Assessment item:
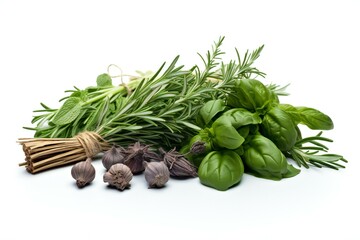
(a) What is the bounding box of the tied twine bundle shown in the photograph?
[18,132,111,173]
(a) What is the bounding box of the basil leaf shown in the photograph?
[284,164,302,178]
[213,124,245,149]
[199,99,226,126]
[279,104,301,123]
[198,150,244,191]
[227,79,271,114]
[51,97,82,126]
[243,134,300,180]
[96,73,113,87]
[279,104,334,130]
[237,126,250,139]
[221,108,262,128]
[261,106,298,151]
[296,107,334,130]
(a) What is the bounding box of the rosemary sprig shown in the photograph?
[236,44,266,79]
[98,38,230,147]
[26,37,263,149]
[286,131,347,170]
[267,83,290,96]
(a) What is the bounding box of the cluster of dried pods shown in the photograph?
[71,142,198,190]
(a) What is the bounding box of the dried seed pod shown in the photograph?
[71,158,96,188]
[144,161,170,188]
[160,148,198,178]
[124,142,160,174]
[103,163,133,190]
[102,145,125,170]
[190,141,207,155]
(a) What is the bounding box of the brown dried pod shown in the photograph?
[71,158,96,188]
[102,145,125,170]
[190,141,206,155]
[103,163,133,190]
[124,142,160,174]
[160,148,198,178]
[144,161,170,188]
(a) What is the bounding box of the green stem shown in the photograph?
[82,79,141,106]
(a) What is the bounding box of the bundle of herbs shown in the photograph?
[18,37,346,191]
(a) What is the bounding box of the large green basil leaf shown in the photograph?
[227,79,272,114]
[52,97,82,126]
[213,124,245,149]
[296,107,334,130]
[198,150,244,191]
[211,109,261,150]
[198,99,226,127]
[278,104,301,123]
[279,104,333,130]
[261,106,298,151]
[243,134,300,180]
[220,108,262,128]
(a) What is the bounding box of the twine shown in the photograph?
[75,131,104,158]
[107,64,132,96]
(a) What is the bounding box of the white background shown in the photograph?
[1,0,359,239]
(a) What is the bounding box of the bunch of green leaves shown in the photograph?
[183,66,346,190]
[26,37,264,149]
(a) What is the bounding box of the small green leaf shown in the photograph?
[296,107,334,130]
[307,154,344,162]
[199,99,226,126]
[178,121,202,131]
[123,125,143,130]
[227,79,271,114]
[221,108,262,128]
[51,97,82,125]
[237,126,250,139]
[279,104,301,123]
[96,73,113,87]
[69,90,88,101]
[283,164,301,178]
[260,106,298,151]
[198,150,244,191]
[213,124,245,149]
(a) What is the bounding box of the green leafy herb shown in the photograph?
[243,134,300,180]
[287,132,347,169]
[20,36,346,192]
[96,73,113,87]
[197,99,226,127]
[295,107,334,130]
[227,78,272,114]
[260,106,298,151]
[52,97,82,126]
[213,124,245,149]
[198,150,244,191]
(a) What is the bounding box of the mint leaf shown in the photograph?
[52,97,82,125]
[96,73,113,87]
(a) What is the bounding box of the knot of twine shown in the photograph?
[75,131,108,158]
[107,64,132,96]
